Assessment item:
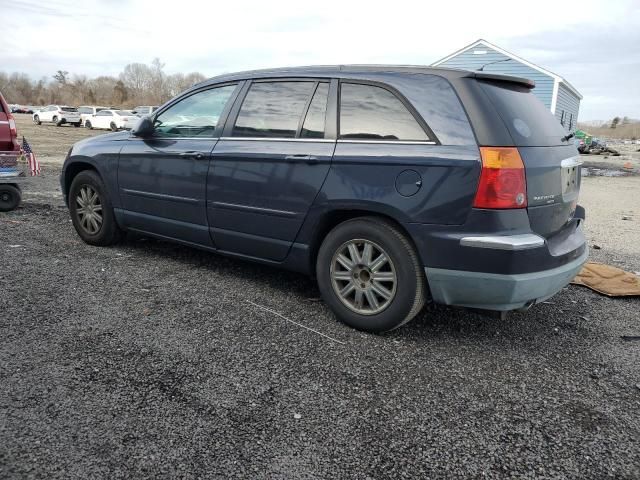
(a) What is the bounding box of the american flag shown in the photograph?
[22,136,40,176]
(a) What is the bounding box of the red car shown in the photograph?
[0,91,20,152]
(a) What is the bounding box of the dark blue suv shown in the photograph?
[61,66,587,332]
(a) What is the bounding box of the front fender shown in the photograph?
[61,134,127,207]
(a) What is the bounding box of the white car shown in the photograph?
[85,109,139,131]
[78,106,108,127]
[131,106,159,116]
[32,105,81,127]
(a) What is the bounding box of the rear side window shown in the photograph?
[339,83,428,141]
[61,107,77,112]
[301,83,329,139]
[233,81,315,138]
[478,81,567,146]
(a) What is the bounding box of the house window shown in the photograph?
[560,110,565,126]
[569,113,573,131]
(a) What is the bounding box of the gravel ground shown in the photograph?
[1,163,640,479]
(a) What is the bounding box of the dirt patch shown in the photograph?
[14,113,107,158]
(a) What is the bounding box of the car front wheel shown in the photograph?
[33,115,41,125]
[316,217,426,333]
[110,122,118,131]
[69,170,122,246]
[85,121,93,129]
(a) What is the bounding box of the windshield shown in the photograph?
[115,110,132,116]
[478,80,568,147]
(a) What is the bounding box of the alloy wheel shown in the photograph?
[75,185,103,234]
[330,239,397,315]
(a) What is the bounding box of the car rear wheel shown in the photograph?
[73,122,81,128]
[85,120,93,129]
[0,184,21,212]
[316,217,426,333]
[69,170,122,246]
[52,116,60,126]
[33,115,41,125]
[110,122,118,131]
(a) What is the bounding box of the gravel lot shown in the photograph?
[1,117,639,479]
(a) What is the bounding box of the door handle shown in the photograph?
[284,154,319,164]
[180,151,206,160]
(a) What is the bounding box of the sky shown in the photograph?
[1,0,638,121]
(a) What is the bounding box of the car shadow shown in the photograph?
[117,234,586,345]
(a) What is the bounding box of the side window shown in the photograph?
[154,85,237,137]
[233,81,315,138]
[339,83,428,141]
[560,110,565,126]
[301,83,329,139]
[97,111,110,116]
[569,113,573,131]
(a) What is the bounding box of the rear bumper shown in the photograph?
[425,238,588,311]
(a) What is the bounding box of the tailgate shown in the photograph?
[475,80,581,238]
[519,145,581,237]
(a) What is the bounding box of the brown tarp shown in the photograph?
[572,262,640,297]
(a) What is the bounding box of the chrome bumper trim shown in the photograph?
[460,233,545,250]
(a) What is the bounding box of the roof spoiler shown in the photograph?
[467,71,535,89]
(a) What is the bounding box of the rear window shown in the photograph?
[478,81,567,146]
[233,81,316,138]
[61,107,78,112]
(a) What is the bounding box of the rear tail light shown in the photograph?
[7,113,19,151]
[7,113,17,137]
[473,147,527,209]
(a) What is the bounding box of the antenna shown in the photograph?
[478,58,513,71]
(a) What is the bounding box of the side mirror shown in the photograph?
[131,116,154,137]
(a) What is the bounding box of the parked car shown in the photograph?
[78,106,108,127]
[84,109,138,131]
[33,105,81,127]
[60,66,587,332]
[0,92,20,152]
[131,106,158,116]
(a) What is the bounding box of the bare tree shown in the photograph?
[53,70,69,85]
[0,59,209,107]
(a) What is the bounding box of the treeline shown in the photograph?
[0,58,206,108]
[578,117,640,140]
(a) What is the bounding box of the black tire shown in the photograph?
[73,122,81,128]
[0,184,21,212]
[52,116,60,126]
[69,170,122,246]
[316,217,426,333]
[33,115,41,125]
[85,120,93,129]
[110,122,118,132]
